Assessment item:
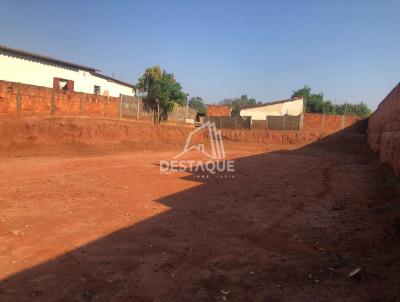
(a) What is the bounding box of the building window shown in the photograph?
[94,85,101,95]
[53,77,74,91]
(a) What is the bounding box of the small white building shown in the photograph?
[0,44,135,97]
[240,97,304,120]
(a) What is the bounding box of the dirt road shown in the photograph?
[0,135,399,301]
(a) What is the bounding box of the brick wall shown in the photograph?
[0,80,365,135]
[368,83,400,175]
[303,113,362,132]
[0,80,195,124]
[207,105,232,116]
[0,80,119,118]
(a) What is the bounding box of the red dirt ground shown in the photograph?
[0,118,399,301]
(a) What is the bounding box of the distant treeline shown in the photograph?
[292,86,371,117]
[188,86,372,117]
[219,95,262,116]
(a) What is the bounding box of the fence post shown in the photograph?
[265,115,268,130]
[299,113,304,130]
[51,90,56,115]
[79,94,84,116]
[321,114,325,131]
[219,116,222,129]
[249,117,252,130]
[105,96,109,117]
[234,116,237,130]
[282,115,285,130]
[119,95,122,119]
[185,103,189,127]
[16,86,22,115]
[136,98,140,121]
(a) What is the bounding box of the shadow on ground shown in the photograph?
[1,126,399,302]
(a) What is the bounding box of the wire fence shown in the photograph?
[120,95,196,124]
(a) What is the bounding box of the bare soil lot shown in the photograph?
[0,120,399,301]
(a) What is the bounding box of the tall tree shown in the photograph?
[292,85,371,117]
[136,66,186,124]
[219,94,260,116]
[292,86,324,113]
[292,85,311,100]
[188,96,207,114]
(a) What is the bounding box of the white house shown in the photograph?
[0,44,135,97]
[240,97,304,120]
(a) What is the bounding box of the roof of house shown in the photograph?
[0,44,136,89]
[0,44,98,72]
[94,72,135,89]
[241,97,303,110]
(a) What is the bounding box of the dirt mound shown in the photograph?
[0,117,356,150]
[0,117,195,147]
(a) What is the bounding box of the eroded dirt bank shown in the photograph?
[0,118,399,301]
[0,116,345,148]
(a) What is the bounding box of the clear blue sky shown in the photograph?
[1,0,399,109]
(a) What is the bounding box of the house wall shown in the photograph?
[240,98,304,120]
[0,53,134,97]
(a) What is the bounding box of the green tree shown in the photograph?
[188,96,207,114]
[136,66,186,124]
[292,86,325,113]
[219,94,260,116]
[322,100,334,114]
[292,85,371,117]
[349,102,371,117]
[292,85,311,100]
